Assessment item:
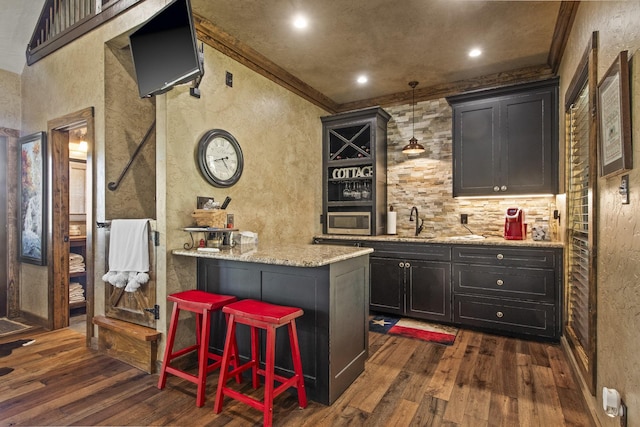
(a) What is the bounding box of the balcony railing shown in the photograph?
[26,0,144,66]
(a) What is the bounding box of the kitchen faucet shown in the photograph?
[409,206,424,236]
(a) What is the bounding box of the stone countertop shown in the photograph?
[172,243,374,268]
[313,234,564,248]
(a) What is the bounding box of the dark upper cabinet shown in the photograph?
[448,78,559,197]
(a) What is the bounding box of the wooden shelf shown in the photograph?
[69,236,87,314]
[69,301,86,309]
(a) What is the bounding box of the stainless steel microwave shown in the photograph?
[326,211,371,235]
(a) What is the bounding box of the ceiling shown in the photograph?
[0,0,45,74]
[2,0,568,110]
[190,0,567,110]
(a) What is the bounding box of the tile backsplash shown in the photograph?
[384,99,557,239]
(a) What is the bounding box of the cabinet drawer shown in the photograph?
[453,294,557,339]
[452,246,558,268]
[452,264,556,302]
[369,242,451,261]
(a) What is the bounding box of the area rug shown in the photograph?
[0,318,30,336]
[369,315,458,346]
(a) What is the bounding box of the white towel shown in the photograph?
[108,219,149,272]
[102,219,150,292]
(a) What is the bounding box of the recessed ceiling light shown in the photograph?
[357,75,368,84]
[293,14,308,29]
[469,48,482,58]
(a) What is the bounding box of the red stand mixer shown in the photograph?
[504,208,526,240]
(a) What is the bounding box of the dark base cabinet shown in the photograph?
[197,255,370,405]
[370,257,451,322]
[452,245,562,340]
[453,295,556,339]
[363,242,452,322]
[314,237,563,341]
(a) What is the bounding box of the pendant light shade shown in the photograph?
[402,81,425,154]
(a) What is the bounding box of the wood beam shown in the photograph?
[548,1,581,74]
[337,65,555,112]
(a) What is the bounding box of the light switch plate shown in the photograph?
[620,174,630,204]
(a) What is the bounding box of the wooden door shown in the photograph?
[452,99,499,196]
[500,87,557,194]
[406,260,451,322]
[369,257,403,315]
[104,224,157,328]
[48,107,95,345]
[0,133,7,317]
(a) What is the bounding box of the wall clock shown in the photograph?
[196,129,244,187]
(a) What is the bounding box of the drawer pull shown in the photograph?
[399,262,405,268]
[500,185,507,191]
[493,186,500,192]
[496,279,504,286]
[496,311,504,318]
[496,253,504,260]
[405,262,411,268]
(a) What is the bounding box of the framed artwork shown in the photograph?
[19,132,47,265]
[598,50,633,177]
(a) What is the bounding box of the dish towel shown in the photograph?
[102,219,150,292]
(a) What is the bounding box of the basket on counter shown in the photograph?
[191,209,227,228]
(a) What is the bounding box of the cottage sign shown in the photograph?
[331,165,373,180]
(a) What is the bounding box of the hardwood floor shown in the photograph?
[0,326,594,426]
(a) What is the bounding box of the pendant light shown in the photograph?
[402,81,425,154]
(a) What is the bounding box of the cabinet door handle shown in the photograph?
[500,185,507,191]
[496,311,504,318]
[405,262,410,268]
[496,279,504,286]
[399,262,405,268]
[496,253,504,260]
[493,186,500,192]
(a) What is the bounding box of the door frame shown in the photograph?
[47,107,94,346]
[1,128,20,319]
[1,128,19,318]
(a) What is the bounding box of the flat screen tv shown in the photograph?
[129,0,203,98]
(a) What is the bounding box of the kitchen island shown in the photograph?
[172,243,373,405]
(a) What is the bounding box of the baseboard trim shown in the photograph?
[560,336,602,426]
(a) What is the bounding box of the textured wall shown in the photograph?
[156,43,327,355]
[18,0,172,323]
[558,2,640,426]
[0,69,21,130]
[104,41,156,220]
[385,99,557,239]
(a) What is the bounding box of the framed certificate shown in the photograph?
[598,51,632,177]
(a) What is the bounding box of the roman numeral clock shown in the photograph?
[196,129,244,187]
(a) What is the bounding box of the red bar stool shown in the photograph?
[213,299,307,427]
[157,289,240,407]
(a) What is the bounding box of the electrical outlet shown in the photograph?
[225,71,233,87]
[620,400,627,427]
[460,214,468,224]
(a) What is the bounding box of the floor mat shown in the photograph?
[369,315,458,346]
[0,318,30,336]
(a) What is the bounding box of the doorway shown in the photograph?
[47,107,94,346]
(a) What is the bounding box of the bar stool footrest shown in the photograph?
[167,343,199,360]
[222,388,266,412]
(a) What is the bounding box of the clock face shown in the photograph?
[197,130,244,187]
